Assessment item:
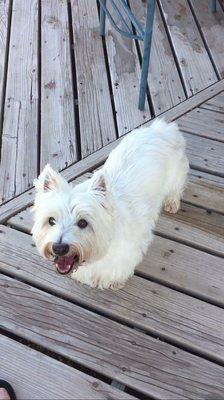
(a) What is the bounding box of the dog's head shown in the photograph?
[32,165,114,275]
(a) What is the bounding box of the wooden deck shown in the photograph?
[0,0,224,398]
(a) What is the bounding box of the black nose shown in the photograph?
[52,243,69,256]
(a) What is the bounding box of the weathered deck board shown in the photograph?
[0,0,10,121]
[189,0,224,79]
[105,3,151,136]
[158,0,217,96]
[1,225,224,365]
[0,0,38,203]
[1,274,224,399]
[138,235,224,306]
[184,180,224,213]
[189,168,224,188]
[41,0,78,170]
[70,0,116,157]
[200,92,224,113]
[185,132,224,176]
[155,212,224,257]
[1,335,134,400]
[174,203,224,236]
[129,1,186,114]
[179,107,224,142]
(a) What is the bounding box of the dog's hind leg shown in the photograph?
[163,193,181,214]
[163,155,189,214]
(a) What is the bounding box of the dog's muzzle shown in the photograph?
[54,254,79,275]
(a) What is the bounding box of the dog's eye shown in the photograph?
[48,217,56,226]
[77,219,88,229]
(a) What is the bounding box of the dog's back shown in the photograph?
[103,119,189,202]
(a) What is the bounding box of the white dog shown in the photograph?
[32,119,189,290]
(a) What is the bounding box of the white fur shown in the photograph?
[32,119,189,290]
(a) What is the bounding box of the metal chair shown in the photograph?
[98,0,155,110]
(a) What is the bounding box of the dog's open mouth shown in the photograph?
[54,254,79,275]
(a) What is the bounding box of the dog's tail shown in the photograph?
[150,118,186,150]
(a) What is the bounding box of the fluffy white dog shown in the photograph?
[32,119,189,290]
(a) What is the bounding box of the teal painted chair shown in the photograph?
[98,1,218,109]
[98,0,155,111]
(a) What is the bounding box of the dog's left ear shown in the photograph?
[91,172,106,193]
[34,164,70,193]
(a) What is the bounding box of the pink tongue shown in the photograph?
[55,255,74,274]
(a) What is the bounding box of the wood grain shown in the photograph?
[138,235,224,306]
[200,92,224,114]
[189,168,224,188]
[1,225,224,365]
[70,0,116,157]
[105,2,151,135]
[158,0,217,96]
[41,0,78,170]
[155,211,224,257]
[189,0,224,79]
[184,180,224,213]
[0,0,38,202]
[1,273,224,398]
[179,107,224,142]
[1,80,224,223]
[129,0,186,114]
[0,0,10,121]
[158,79,224,121]
[162,201,224,236]
[1,335,134,400]
[185,132,224,176]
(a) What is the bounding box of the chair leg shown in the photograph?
[138,0,155,110]
[211,0,217,12]
[99,0,106,36]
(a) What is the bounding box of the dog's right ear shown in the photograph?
[34,164,70,193]
[91,172,106,193]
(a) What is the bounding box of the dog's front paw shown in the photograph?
[71,268,96,288]
[108,281,126,291]
[71,268,127,290]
